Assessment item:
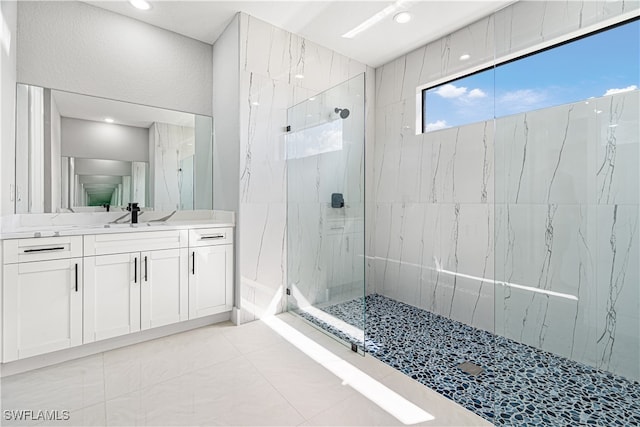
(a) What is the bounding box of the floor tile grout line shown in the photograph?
[243,351,312,423]
[101,329,241,403]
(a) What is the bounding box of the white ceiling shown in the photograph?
[52,89,196,128]
[85,1,513,68]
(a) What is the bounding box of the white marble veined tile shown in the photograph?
[494,203,596,360]
[495,100,592,204]
[374,101,422,203]
[424,121,494,204]
[240,14,366,92]
[372,104,397,203]
[434,16,495,82]
[595,204,639,381]
[595,90,639,205]
[239,71,289,204]
[240,14,298,83]
[416,204,442,311]
[494,1,635,60]
[287,203,325,306]
[398,47,424,103]
[373,202,495,332]
[239,202,287,318]
[376,56,406,109]
[438,203,494,330]
[389,203,426,306]
[376,13,494,109]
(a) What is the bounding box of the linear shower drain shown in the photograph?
[457,361,484,376]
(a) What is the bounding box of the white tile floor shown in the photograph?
[0,313,491,426]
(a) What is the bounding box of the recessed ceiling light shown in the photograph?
[459,53,471,61]
[294,74,304,79]
[251,101,260,106]
[104,118,114,123]
[393,11,411,24]
[129,0,151,11]
[308,97,316,101]
[342,0,412,38]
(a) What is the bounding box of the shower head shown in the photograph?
[334,107,350,119]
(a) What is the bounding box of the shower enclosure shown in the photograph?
[286,74,366,350]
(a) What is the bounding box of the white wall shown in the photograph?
[61,118,149,162]
[0,0,17,218]
[212,15,240,213]
[194,115,213,209]
[74,158,132,176]
[16,1,212,116]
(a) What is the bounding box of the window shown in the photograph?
[422,18,639,133]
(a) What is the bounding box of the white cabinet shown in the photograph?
[83,231,189,343]
[188,228,234,319]
[141,249,188,329]
[2,237,83,362]
[1,225,234,361]
[83,253,140,342]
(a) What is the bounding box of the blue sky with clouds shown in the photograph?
[424,19,640,132]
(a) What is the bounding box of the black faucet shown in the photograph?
[102,203,110,212]
[126,202,141,224]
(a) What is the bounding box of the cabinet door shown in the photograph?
[189,245,233,319]
[141,248,188,330]
[3,258,82,362]
[84,253,140,343]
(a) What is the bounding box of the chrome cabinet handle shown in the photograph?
[200,235,224,240]
[144,256,148,282]
[134,257,137,283]
[192,252,195,275]
[75,263,78,292]
[23,246,65,253]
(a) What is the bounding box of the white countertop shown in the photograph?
[0,210,236,240]
[0,220,235,240]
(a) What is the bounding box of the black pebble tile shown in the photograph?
[294,294,640,427]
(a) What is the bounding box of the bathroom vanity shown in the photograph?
[0,213,234,364]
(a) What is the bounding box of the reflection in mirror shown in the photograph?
[15,84,213,213]
[61,157,147,209]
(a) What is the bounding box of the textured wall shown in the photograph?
[16,1,213,116]
[373,0,639,380]
[236,13,375,322]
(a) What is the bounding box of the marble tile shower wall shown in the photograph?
[236,14,375,323]
[494,90,639,382]
[373,0,639,381]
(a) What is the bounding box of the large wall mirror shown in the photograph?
[15,84,213,213]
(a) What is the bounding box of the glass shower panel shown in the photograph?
[494,19,640,382]
[286,74,365,351]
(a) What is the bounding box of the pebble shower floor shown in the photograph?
[296,294,640,426]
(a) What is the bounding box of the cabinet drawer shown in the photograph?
[84,230,188,256]
[3,236,83,264]
[189,227,233,247]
